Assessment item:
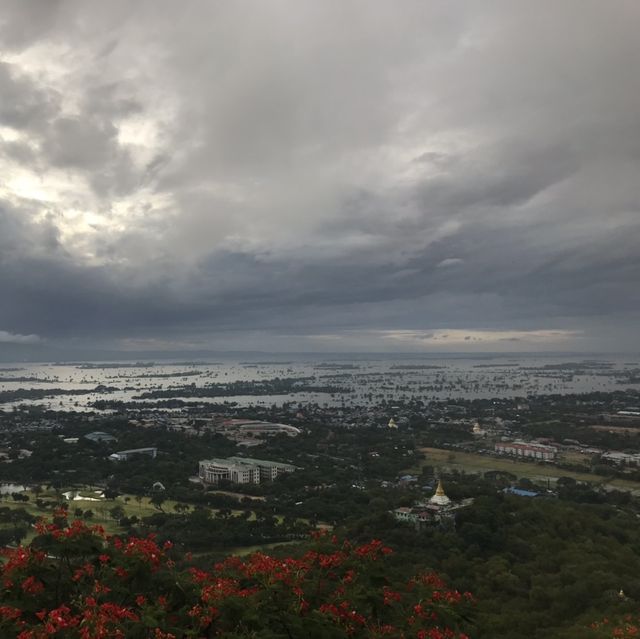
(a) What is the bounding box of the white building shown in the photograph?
[602,451,640,465]
[230,456,296,480]
[109,447,157,461]
[494,440,557,461]
[199,457,295,485]
[198,458,260,484]
[221,420,301,438]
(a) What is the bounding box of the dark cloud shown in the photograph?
[0,1,638,353]
[0,0,63,51]
[42,117,119,169]
[0,62,57,129]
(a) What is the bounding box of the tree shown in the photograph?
[150,493,166,512]
[0,515,474,638]
[109,505,126,521]
[103,487,120,500]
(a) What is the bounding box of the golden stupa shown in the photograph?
[429,479,452,506]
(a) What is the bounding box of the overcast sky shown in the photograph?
[0,1,638,355]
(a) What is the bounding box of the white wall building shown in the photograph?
[494,440,557,460]
[199,457,295,485]
[109,447,157,461]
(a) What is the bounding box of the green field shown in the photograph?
[0,488,314,552]
[415,447,640,495]
[229,540,300,556]
[0,489,189,543]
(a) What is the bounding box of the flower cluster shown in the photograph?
[0,516,474,638]
[590,615,640,638]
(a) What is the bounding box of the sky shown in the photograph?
[0,0,639,356]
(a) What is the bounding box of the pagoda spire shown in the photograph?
[429,477,451,506]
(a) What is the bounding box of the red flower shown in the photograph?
[21,576,44,595]
[0,516,473,639]
[0,605,22,620]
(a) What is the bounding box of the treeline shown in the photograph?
[131,507,310,553]
[134,376,352,399]
[0,387,101,403]
[342,477,640,639]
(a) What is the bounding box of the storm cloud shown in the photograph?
[0,1,638,353]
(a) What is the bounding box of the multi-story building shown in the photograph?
[494,440,557,460]
[602,451,640,465]
[198,458,260,484]
[227,456,295,480]
[198,457,295,485]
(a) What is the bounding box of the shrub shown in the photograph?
[0,511,473,638]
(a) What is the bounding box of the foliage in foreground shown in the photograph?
[0,510,473,638]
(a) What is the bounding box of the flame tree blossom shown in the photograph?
[0,514,474,638]
[588,615,640,639]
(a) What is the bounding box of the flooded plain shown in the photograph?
[0,355,638,412]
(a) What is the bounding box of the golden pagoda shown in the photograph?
[429,479,452,506]
[472,422,486,437]
[388,417,398,429]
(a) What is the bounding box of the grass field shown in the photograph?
[414,447,640,495]
[0,488,313,552]
[561,449,594,465]
[0,489,190,543]
[208,490,266,502]
[229,540,300,556]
